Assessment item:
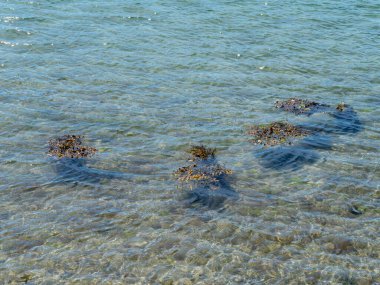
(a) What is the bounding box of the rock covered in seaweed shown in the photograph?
[174,145,232,189]
[247,121,310,146]
[174,163,232,184]
[275,98,329,115]
[48,135,97,159]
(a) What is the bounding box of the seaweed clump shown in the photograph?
[174,163,232,184]
[48,135,97,159]
[247,122,309,146]
[188,145,215,160]
[275,98,328,115]
[174,145,232,189]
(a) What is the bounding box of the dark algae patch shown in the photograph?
[275,98,329,115]
[48,135,97,159]
[247,121,310,146]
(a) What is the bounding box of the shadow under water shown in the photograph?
[256,134,333,171]
[298,134,334,150]
[50,158,130,184]
[302,106,363,135]
[257,145,320,171]
[327,106,363,134]
[183,173,238,210]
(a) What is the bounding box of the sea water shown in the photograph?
[0,0,379,284]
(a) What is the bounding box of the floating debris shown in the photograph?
[247,121,310,146]
[336,102,348,112]
[188,145,215,160]
[48,135,97,159]
[275,98,329,115]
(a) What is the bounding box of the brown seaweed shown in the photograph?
[188,145,216,160]
[174,163,232,184]
[48,135,97,159]
[275,98,329,115]
[247,121,310,146]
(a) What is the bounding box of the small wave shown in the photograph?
[0,40,31,47]
[1,28,32,37]
[1,16,20,23]
[0,40,18,47]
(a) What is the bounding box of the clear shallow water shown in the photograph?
[0,0,379,284]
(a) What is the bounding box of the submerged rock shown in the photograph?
[48,135,97,159]
[275,98,329,115]
[247,121,310,146]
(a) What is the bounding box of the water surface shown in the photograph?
[1,0,379,284]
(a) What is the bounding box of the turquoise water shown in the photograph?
[1,0,379,284]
